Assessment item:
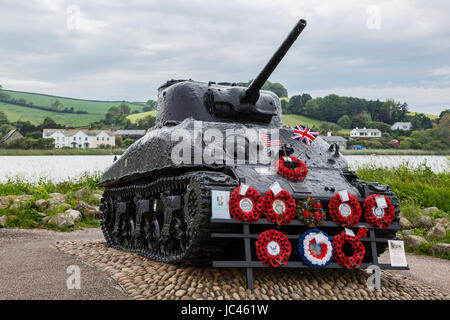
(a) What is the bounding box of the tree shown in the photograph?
[337,115,352,129]
[237,80,288,98]
[118,103,131,115]
[287,93,312,114]
[351,111,372,128]
[0,111,9,125]
[41,117,58,128]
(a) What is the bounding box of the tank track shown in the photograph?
[100,171,238,265]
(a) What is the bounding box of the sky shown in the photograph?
[0,0,449,115]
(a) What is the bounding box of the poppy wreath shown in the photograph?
[363,194,395,229]
[276,156,308,181]
[260,190,296,226]
[297,198,326,227]
[255,229,292,267]
[332,227,368,269]
[298,229,333,268]
[328,193,362,227]
[229,186,261,222]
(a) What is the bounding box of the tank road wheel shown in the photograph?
[183,180,202,244]
[99,171,238,265]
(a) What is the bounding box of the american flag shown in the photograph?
[260,131,282,147]
[291,124,319,146]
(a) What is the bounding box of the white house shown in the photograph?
[350,127,382,138]
[391,122,412,131]
[43,129,115,148]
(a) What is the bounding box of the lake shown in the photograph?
[0,155,448,183]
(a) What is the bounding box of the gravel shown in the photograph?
[56,240,449,300]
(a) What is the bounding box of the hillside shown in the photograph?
[127,110,157,123]
[0,101,103,126]
[281,114,335,128]
[2,89,143,114]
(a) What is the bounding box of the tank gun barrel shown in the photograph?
[242,19,307,105]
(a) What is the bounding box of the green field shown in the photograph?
[281,114,335,128]
[407,111,439,120]
[0,102,103,126]
[127,110,157,123]
[2,89,143,114]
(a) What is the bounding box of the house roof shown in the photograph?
[43,128,113,137]
[0,129,22,143]
[351,128,381,133]
[322,135,347,142]
[114,130,146,135]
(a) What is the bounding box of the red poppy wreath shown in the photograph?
[276,156,308,181]
[255,229,292,267]
[332,227,368,269]
[260,189,296,226]
[229,186,261,222]
[328,193,362,227]
[363,194,395,229]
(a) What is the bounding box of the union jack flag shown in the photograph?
[291,124,319,146]
[260,131,282,147]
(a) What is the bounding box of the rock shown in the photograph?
[420,207,439,215]
[426,224,446,240]
[48,193,68,206]
[47,203,72,212]
[404,235,427,250]
[47,213,75,228]
[0,215,8,227]
[0,196,10,209]
[9,200,23,209]
[34,199,48,210]
[402,230,413,236]
[430,243,450,255]
[399,217,412,229]
[175,289,186,297]
[89,193,102,204]
[37,212,47,218]
[434,218,450,229]
[64,209,82,222]
[413,216,433,229]
[74,187,91,199]
[75,201,100,219]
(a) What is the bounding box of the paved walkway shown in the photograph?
[0,227,448,299]
[0,228,128,300]
[380,251,450,295]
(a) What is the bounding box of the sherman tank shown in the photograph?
[99,19,400,266]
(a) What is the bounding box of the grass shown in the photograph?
[0,101,104,126]
[281,114,336,129]
[0,148,125,156]
[357,164,449,259]
[2,89,143,114]
[407,111,439,120]
[357,164,449,212]
[127,110,157,123]
[0,174,103,231]
[342,149,450,155]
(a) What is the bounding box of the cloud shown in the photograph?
[0,0,449,114]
